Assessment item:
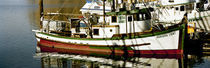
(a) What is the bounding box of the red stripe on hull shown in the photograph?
[133,50,183,55]
[38,39,183,58]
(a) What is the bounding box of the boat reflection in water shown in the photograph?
[35,43,187,68]
[35,53,183,68]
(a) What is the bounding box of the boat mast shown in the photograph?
[39,0,44,30]
[112,0,115,11]
[39,0,44,17]
[39,0,44,31]
[103,0,106,25]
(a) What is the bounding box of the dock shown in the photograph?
[202,33,210,54]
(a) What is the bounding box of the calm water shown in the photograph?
[0,0,210,68]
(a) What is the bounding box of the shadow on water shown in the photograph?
[183,34,210,68]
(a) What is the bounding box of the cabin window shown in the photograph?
[196,3,200,8]
[139,14,142,20]
[134,14,140,21]
[110,29,112,32]
[112,16,117,23]
[205,0,208,4]
[118,15,126,23]
[169,0,174,2]
[71,19,80,28]
[141,14,145,20]
[93,29,99,35]
[175,7,179,10]
[196,3,204,9]
[180,6,185,11]
[145,13,151,20]
[139,13,151,20]
[128,16,132,22]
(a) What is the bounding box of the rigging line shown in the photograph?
[141,1,162,31]
[47,0,66,21]
[197,0,208,12]
[154,1,177,29]
[193,0,209,32]
[45,0,68,34]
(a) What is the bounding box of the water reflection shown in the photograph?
[35,43,210,68]
[35,53,182,68]
[31,0,210,68]
[35,44,184,68]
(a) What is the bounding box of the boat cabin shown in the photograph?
[77,0,153,38]
[152,0,210,23]
[41,0,154,39]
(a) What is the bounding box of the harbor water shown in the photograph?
[0,0,210,68]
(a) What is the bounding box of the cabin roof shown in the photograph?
[105,8,154,16]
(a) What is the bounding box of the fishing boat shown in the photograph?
[34,0,187,56]
[152,0,210,32]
